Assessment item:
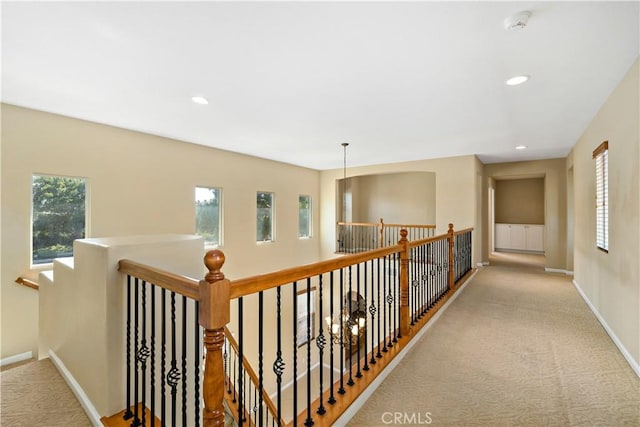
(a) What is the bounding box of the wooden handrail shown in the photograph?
[223,326,283,426]
[118,259,200,300]
[453,227,474,236]
[15,276,39,290]
[229,244,403,299]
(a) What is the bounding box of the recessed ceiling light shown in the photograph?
[506,75,529,86]
[191,96,209,105]
[515,145,527,150]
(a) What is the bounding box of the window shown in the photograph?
[297,288,316,346]
[298,195,312,238]
[32,174,87,265]
[593,141,608,252]
[195,187,222,247]
[256,192,274,242]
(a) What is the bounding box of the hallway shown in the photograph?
[348,255,639,426]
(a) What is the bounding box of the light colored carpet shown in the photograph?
[348,254,640,426]
[1,358,91,426]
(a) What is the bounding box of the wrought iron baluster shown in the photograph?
[161,288,167,427]
[316,275,326,415]
[292,282,299,419]
[338,271,345,394]
[194,300,200,427]
[304,278,313,427]
[168,292,180,427]
[151,285,156,426]
[133,277,141,427]
[369,259,377,365]
[362,262,369,372]
[181,295,187,426]
[258,291,264,426]
[139,281,149,427]
[328,272,336,405]
[124,275,133,420]
[347,265,354,387]
[356,263,363,377]
[274,286,284,422]
[376,258,382,359]
[238,297,244,427]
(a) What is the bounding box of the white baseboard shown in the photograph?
[545,267,574,276]
[335,269,478,425]
[477,262,489,267]
[572,280,640,378]
[0,351,33,367]
[49,350,103,426]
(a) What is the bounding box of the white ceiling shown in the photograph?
[2,1,638,170]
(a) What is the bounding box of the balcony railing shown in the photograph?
[336,218,435,253]
[118,224,473,426]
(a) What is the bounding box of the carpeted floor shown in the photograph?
[348,253,640,426]
[2,253,638,426]
[0,358,91,426]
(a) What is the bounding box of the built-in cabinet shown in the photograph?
[495,223,544,252]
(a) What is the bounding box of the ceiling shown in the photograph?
[2,2,638,170]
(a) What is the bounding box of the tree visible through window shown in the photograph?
[257,192,274,242]
[195,187,222,246]
[299,195,312,238]
[32,174,86,264]
[593,141,608,252]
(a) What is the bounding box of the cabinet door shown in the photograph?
[525,225,544,251]
[495,224,510,249]
[510,225,526,250]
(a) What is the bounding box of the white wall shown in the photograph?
[1,104,321,359]
[569,58,640,368]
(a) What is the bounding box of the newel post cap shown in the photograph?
[204,249,225,283]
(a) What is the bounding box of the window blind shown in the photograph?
[593,141,608,251]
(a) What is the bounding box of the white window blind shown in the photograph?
[593,141,608,252]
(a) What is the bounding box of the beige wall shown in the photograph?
[495,178,545,225]
[570,58,639,366]
[483,159,567,269]
[340,172,436,224]
[320,155,482,264]
[1,104,321,359]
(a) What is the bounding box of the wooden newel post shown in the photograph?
[447,224,455,291]
[398,229,410,336]
[378,218,384,249]
[199,250,230,426]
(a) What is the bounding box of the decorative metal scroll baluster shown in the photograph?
[376,258,382,359]
[168,292,180,427]
[386,255,393,350]
[316,274,326,415]
[347,265,354,387]
[274,286,284,422]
